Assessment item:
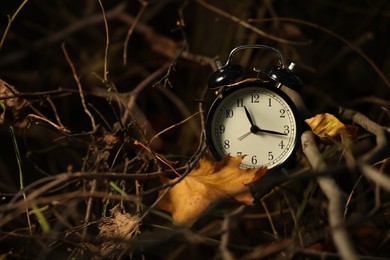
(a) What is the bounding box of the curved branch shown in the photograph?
[360,163,390,193]
[339,107,389,164]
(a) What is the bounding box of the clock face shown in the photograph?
[206,82,300,169]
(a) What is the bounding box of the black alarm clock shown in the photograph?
[205,44,302,169]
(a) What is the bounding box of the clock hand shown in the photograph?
[238,131,252,141]
[244,106,256,128]
[257,129,288,136]
[244,106,261,134]
[238,128,287,141]
[239,106,287,140]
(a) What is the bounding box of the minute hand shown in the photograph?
[253,126,288,136]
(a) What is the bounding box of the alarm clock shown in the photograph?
[205,44,302,169]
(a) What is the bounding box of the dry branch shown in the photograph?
[194,0,310,45]
[339,107,389,164]
[360,164,390,193]
[301,130,358,260]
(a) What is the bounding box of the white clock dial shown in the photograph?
[207,84,299,169]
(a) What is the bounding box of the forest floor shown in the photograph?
[1,1,390,259]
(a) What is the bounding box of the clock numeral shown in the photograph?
[268,151,274,161]
[279,140,285,149]
[225,109,233,118]
[284,125,290,134]
[223,140,230,149]
[219,125,225,134]
[251,94,259,103]
[280,109,286,118]
[268,98,272,107]
[251,155,257,165]
[236,98,244,107]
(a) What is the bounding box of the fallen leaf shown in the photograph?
[97,206,141,257]
[305,113,358,144]
[0,79,28,126]
[156,155,267,226]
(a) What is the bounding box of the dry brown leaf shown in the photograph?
[156,155,267,226]
[305,113,358,144]
[0,79,28,126]
[97,206,141,257]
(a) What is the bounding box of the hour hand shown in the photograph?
[244,106,260,134]
[244,106,256,127]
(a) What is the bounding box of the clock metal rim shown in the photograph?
[205,79,302,170]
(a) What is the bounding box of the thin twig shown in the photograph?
[46,96,66,129]
[152,20,188,89]
[149,111,200,145]
[0,87,77,101]
[0,0,30,50]
[123,0,148,65]
[0,3,127,67]
[139,137,207,196]
[248,17,390,89]
[97,0,110,82]
[280,190,304,247]
[260,200,279,239]
[344,174,364,218]
[194,0,310,46]
[61,43,97,130]
[28,114,70,134]
[134,140,181,177]
[120,63,170,125]
[0,190,141,228]
[117,12,216,68]
[82,179,97,240]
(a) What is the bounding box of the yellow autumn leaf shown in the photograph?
[156,155,267,226]
[305,113,358,143]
